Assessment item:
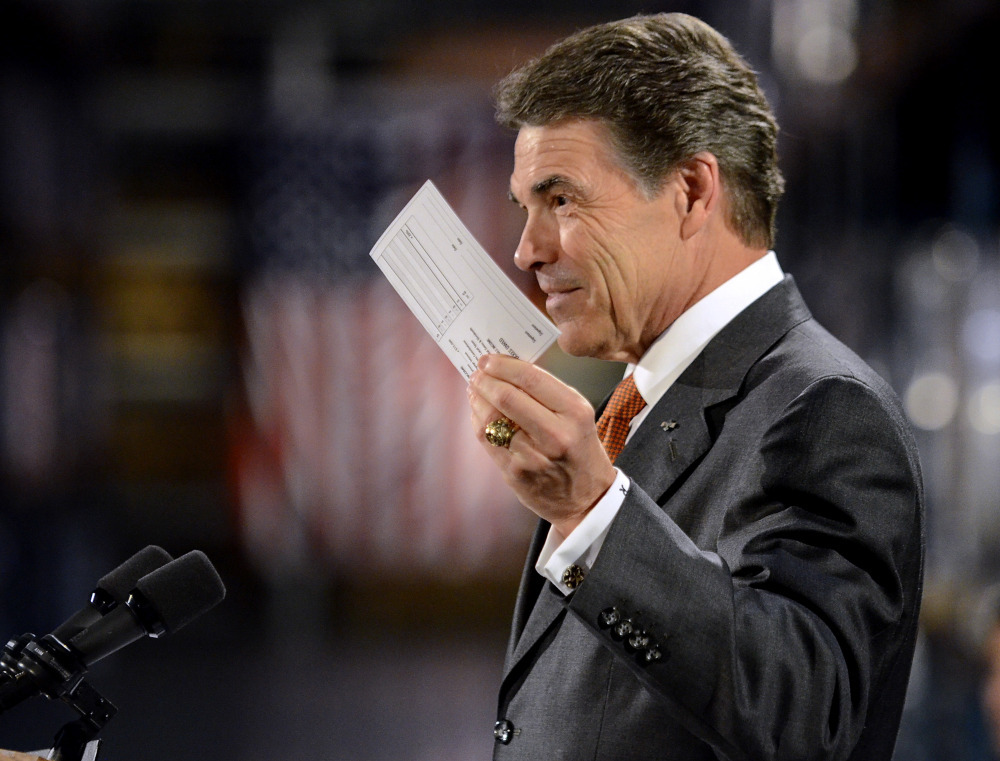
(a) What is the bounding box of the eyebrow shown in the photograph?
[508,174,582,206]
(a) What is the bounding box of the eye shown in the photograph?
[554,195,569,207]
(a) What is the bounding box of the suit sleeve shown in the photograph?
[565,374,924,761]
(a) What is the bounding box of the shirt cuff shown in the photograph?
[535,468,631,595]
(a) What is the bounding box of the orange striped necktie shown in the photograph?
[596,373,646,463]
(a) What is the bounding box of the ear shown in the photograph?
[676,152,721,241]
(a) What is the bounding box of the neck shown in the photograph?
[630,238,768,364]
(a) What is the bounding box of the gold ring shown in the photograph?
[484,417,519,448]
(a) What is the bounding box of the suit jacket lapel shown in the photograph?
[499,524,568,696]
[504,522,550,667]
[616,276,811,503]
[614,380,714,503]
[508,580,567,666]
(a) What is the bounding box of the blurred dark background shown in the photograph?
[1,0,999,759]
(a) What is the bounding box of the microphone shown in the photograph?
[69,550,226,663]
[0,550,226,713]
[1,546,173,678]
[54,545,174,642]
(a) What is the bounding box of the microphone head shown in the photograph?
[133,550,226,634]
[97,545,173,602]
[52,545,174,642]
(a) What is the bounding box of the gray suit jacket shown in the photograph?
[494,277,924,761]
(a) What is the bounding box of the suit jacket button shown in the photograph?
[494,719,515,744]
[611,619,635,641]
[643,646,663,664]
[625,629,651,653]
[598,607,621,629]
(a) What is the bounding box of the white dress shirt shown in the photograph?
[537,252,785,594]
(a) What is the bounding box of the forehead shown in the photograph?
[510,120,628,193]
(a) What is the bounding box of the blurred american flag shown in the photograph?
[231,93,535,576]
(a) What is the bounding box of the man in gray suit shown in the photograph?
[466,12,924,761]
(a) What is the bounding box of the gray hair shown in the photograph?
[494,13,784,249]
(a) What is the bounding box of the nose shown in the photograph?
[513,212,559,272]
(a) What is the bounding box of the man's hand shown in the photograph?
[467,354,616,536]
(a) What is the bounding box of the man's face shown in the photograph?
[509,120,692,363]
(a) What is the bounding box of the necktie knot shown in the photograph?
[596,374,646,462]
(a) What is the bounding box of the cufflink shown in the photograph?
[561,564,585,589]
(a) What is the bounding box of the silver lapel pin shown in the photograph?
[660,420,680,461]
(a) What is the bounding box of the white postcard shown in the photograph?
[369,180,559,380]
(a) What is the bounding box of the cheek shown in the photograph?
[558,222,591,268]
[562,224,628,295]
[592,249,637,316]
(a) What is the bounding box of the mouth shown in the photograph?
[544,287,583,314]
[536,272,583,316]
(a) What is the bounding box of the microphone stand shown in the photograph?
[1,635,115,761]
[46,678,114,761]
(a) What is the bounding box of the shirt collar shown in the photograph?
[629,251,784,406]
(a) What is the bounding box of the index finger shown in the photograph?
[469,358,560,445]
[476,354,579,414]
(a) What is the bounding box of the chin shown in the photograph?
[555,328,611,360]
